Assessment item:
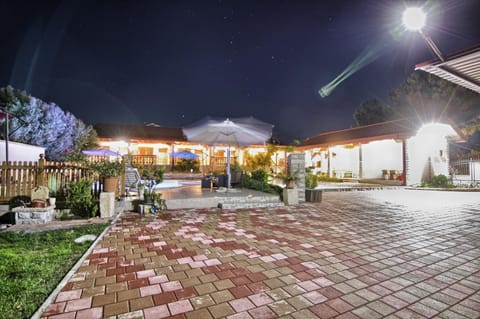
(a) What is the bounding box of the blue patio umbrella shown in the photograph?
[82,149,122,157]
[171,151,199,159]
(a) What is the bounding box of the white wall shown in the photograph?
[0,140,45,163]
[406,123,454,185]
[329,145,360,178]
[361,140,403,179]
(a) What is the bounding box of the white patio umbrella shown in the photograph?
[183,116,273,188]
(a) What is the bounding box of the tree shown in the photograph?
[1,86,97,160]
[243,149,274,172]
[353,98,393,126]
[0,85,30,110]
[353,71,480,132]
[389,71,480,124]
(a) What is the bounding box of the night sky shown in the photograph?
[1,0,480,143]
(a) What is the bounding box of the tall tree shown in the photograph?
[353,98,393,126]
[0,85,30,110]
[1,86,97,160]
[389,71,480,124]
[353,71,480,133]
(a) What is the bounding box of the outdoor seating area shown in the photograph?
[201,171,243,189]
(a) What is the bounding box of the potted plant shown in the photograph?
[91,159,124,193]
[278,170,300,189]
[49,190,57,207]
[152,192,167,210]
[278,170,300,205]
[305,168,322,202]
[143,188,154,204]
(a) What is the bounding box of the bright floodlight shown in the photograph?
[402,7,426,31]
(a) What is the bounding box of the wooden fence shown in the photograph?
[0,157,125,203]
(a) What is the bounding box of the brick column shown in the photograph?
[288,153,305,202]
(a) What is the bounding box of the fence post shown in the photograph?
[37,154,47,187]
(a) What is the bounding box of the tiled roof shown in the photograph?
[302,119,419,147]
[94,123,186,142]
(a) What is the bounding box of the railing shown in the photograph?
[450,158,480,185]
[0,157,125,202]
[211,156,237,174]
[124,155,157,166]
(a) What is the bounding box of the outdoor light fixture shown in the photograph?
[402,7,426,31]
[402,7,444,62]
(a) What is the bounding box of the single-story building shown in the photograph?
[94,123,288,174]
[96,119,463,186]
[0,140,45,163]
[299,119,463,186]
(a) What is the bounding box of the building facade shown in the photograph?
[299,119,462,186]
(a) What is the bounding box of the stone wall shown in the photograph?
[288,153,305,202]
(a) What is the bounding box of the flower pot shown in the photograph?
[144,195,153,204]
[31,199,46,208]
[286,180,296,189]
[49,197,56,207]
[305,189,322,202]
[103,177,119,193]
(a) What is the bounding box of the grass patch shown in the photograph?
[0,223,109,319]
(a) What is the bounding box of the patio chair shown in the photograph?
[125,167,141,196]
[230,171,243,188]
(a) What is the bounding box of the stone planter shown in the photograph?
[12,206,55,224]
[283,188,298,205]
[305,189,322,202]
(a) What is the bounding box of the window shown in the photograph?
[139,147,153,155]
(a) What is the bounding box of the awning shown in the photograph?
[415,44,480,94]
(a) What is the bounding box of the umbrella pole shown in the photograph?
[226,146,231,189]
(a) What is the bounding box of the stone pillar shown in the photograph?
[100,192,115,218]
[288,153,305,202]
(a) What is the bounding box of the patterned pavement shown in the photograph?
[41,189,480,319]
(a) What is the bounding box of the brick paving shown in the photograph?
[41,190,480,318]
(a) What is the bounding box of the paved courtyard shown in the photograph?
[41,189,480,319]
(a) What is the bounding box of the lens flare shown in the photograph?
[319,43,385,98]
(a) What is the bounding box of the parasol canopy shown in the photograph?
[183,116,273,146]
[183,116,273,188]
[82,148,122,157]
[171,150,199,159]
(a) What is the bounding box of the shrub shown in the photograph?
[317,175,343,182]
[241,174,282,197]
[251,169,269,183]
[66,179,98,217]
[154,167,165,183]
[174,159,199,172]
[426,174,454,188]
[91,159,123,178]
[305,172,318,189]
[8,196,31,209]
